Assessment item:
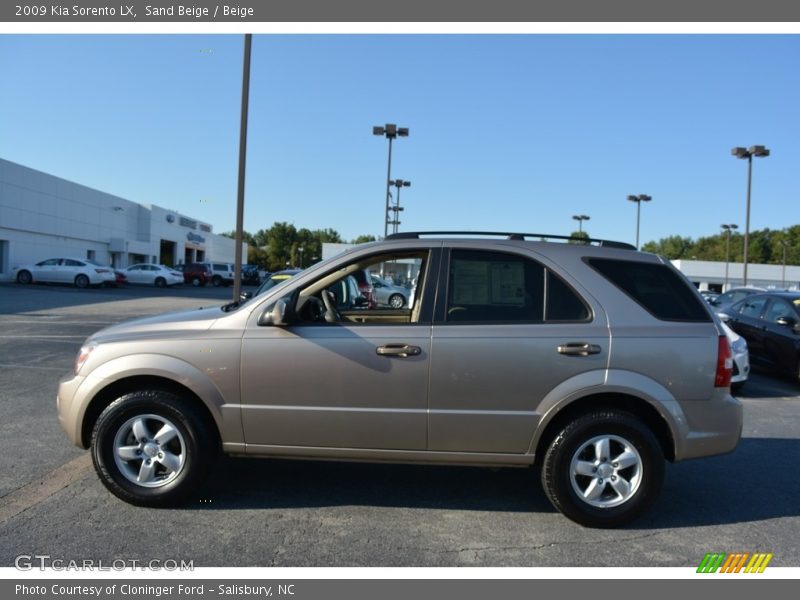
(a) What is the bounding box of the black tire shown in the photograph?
[388,293,405,309]
[75,274,90,289]
[16,270,32,284]
[191,277,201,287]
[155,277,167,288]
[212,276,222,287]
[90,390,217,507]
[541,410,664,528]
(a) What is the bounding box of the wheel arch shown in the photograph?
[80,375,221,451]
[531,391,677,466]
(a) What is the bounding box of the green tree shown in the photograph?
[351,235,377,244]
[568,231,590,244]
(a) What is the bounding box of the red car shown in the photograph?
[350,269,377,309]
[180,263,213,287]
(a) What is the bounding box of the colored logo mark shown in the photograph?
[697,552,773,573]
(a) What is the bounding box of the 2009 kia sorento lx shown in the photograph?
[57,231,742,528]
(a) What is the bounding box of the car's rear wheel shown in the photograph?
[388,293,405,309]
[16,270,32,284]
[212,276,222,287]
[155,277,167,288]
[91,390,216,506]
[191,277,201,287]
[541,410,664,528]
[75,274,90,289]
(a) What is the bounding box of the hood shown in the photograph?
[88,306,222,344]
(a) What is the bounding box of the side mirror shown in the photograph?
[259,298,291,326]
[239,290,253,302]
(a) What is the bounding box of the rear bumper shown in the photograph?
[675,392,743,461]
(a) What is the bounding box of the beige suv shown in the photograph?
[57,232,742,527]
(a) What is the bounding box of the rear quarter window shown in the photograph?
[587,258,711,322]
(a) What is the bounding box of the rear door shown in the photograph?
[760,297,800,374]
[728,296,769,366]
[427,247,607,454]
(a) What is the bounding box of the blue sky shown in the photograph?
[1,34,798,245]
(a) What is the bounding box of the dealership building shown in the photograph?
[0,158,245,281]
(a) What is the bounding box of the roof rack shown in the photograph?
[385,231,636,250]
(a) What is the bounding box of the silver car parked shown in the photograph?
[57,231,742,527]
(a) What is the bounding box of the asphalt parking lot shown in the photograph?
[0,282,798,567]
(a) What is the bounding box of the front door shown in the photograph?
[240,248,437,451]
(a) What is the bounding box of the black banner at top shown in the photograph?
[3,0,800,23]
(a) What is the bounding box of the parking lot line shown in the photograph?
[0,453,92,524]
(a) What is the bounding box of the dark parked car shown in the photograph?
[720,291,800,383]
[241,264,262,286]
[239,269,301,303]
[710,287,765,312]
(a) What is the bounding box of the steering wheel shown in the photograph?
[321,290,341,323]
[301,296,325,322]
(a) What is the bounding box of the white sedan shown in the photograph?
[124,264,184,287]
[721,321,749,392]
[14,257,116,288]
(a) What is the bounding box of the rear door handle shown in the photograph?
[376,344,422,358]
[557,343,602,356]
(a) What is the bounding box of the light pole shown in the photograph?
[627,194,652,250]
[298,246,304,269]
[732,145,770,286]
[232,33,252,302]
[780,240,788,288]
[373,124,409,238]
[572,214,590,234]
[721,223,738,292]
[389,179,410,235]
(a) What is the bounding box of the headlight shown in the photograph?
[731,337,747,353]
[75,343,97,374]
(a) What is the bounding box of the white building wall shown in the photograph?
[673,259,800,292]
[0,158,245,280]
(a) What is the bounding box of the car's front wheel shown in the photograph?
[541,410,664,528]
[16,270,32,284]
[91,390,217,506]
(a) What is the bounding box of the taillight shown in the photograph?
[715,335,733,388]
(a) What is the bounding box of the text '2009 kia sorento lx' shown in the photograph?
[57,232,742,527]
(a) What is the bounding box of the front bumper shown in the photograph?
[57,372,88,448]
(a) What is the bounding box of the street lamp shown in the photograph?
[298,246,304,269]
[780,240,788,288]
[389,179,410,235]
[373,124,409,238]
[732,145,770,286]
[627,194,652,250]
[720,223,738,292]
[572,214,590,234]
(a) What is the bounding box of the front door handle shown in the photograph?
[557,343,602,356]
[376,344,422,358]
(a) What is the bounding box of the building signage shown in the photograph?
[187,232,206,244]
